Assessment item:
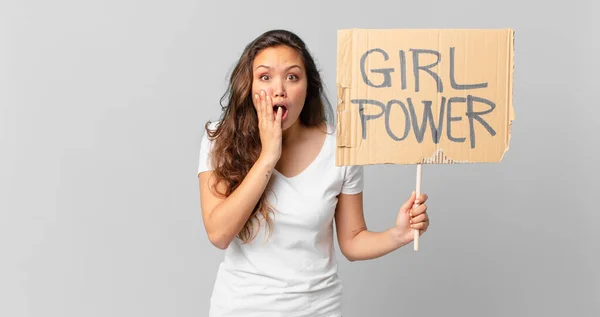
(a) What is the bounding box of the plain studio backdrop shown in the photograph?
[1,0,598,316]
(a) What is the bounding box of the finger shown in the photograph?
[414,193,428,205]
[254,93,261,114]
[410,212,428,224]
[410,220,428,230]
[255,93,264,125]
[409,204,427,217]
[401,191,417,213]
[265,94,274,122]
[275,106,283,126]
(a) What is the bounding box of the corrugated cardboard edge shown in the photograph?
[499,28,516,162]
[420,148,468,164]
[336,29,354,165]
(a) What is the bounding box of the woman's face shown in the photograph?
[251,45,307,131]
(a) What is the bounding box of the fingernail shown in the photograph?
[254,94,258,99]
[415,200,419,204]
[412,190,415,195]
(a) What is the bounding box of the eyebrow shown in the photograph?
[255,65,302,71]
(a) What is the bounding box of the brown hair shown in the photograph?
[205,29,332,243]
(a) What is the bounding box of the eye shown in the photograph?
[259,74,270,81]
[287,74,298,80]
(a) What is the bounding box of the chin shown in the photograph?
[281,118,299,131]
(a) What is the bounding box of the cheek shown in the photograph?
[289,86,307,104]
[252,81,272,96]
[287,82,306,95]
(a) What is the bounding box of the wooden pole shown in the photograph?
[414,164,422,251]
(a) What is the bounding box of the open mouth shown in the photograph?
[273,104,288,119]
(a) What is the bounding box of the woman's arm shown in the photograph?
[198,156,275,250]
[199,91,283,250]
[334,191,429,261]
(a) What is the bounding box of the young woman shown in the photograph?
[197,29,430,317]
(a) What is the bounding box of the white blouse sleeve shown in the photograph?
[341,165,364,194]
[197,122,218,175]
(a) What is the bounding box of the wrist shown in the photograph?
[256,154,278,171]
[387,226,412,249]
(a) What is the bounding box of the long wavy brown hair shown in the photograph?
[205,29,333,243]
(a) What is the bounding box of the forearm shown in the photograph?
[344,228,410,261]
[206,156,275,248]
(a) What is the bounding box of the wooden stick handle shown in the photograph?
[414,164,422,251]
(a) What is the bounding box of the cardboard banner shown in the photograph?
[336,29,515,166]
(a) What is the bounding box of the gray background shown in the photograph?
[1,0,598,316]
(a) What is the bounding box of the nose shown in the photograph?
[273,80,286,98]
